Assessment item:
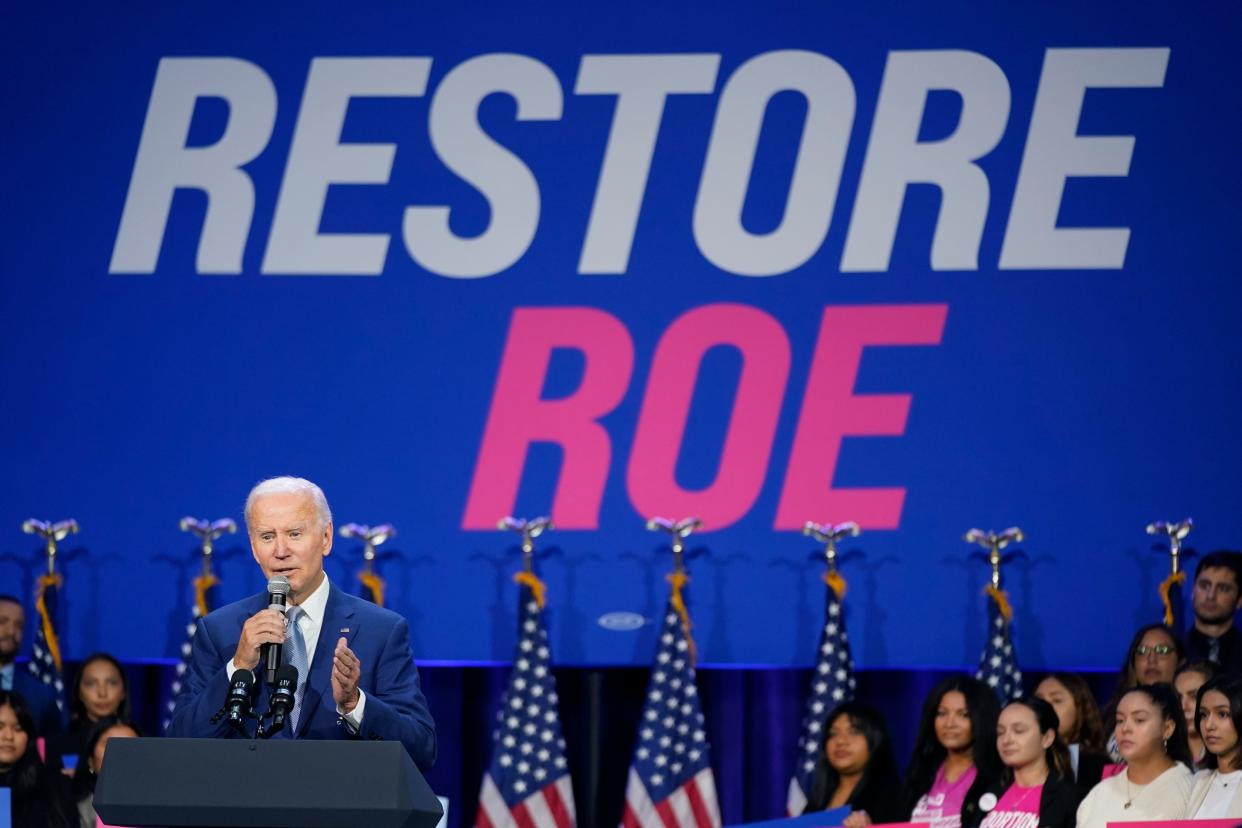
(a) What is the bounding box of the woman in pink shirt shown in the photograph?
[901,676,1001,828]
[963,697,1082,828]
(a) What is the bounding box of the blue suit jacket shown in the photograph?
[12,667,65,740]
[167,581,436,771]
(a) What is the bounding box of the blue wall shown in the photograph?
[2,1,1239,669]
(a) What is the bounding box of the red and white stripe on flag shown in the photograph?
[621,767,721,828]
[786,776,808,817]
[478,774,576,828]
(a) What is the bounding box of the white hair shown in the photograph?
[244,476,333,530]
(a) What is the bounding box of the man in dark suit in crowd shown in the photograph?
[0,593,65,739]
[1186,550,1242,674]
[168,477,436,771]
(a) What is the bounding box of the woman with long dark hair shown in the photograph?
[803,701,902,823]
[0,690,77,827]
[963,697,1081,828]
[46,652,131,769]
[902,676,1002,828]
[70,715,142,827]
[1077,683,1194,828]
[1175,660,1218,768]
[1100,625,1185,761]
[1184,674,1242,818]
[1034,671,1109,792]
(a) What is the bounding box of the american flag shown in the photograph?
[163,574,217,731]
[476,583,576,828]
[786,576,856,816]
[975,587,1022,701]
[621,588,720,828]
[29,574,66,712]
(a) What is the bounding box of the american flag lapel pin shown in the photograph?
[340,627,350,634]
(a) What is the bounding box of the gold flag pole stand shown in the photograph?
[1147,518,1193,626]
[21,518,79,676]
[646,516,703,663]
[498,516,553,608]
[964,527,1024,619]
[178,517,235,617]
[339,522,397,607]
[802,521,860,598]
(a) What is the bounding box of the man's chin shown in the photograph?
[1196,611,1236,627]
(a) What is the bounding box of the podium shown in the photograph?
[94,738,444,828]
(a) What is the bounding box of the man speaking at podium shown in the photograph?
[168,477,437,772]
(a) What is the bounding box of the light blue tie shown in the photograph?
[1,666,11,691]
[284,606,309,732]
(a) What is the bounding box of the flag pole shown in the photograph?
[965,526,1024,700]
[338,522,397,607]
[803,521,860,597]
[1147,518,1193,628]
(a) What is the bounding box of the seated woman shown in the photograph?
[0,690,77,828]
[1034,671,1109,794]
[901,676,1002,828]
[963,697,1081,828]
[1184,674,1242,818]
[1101,625,1185,761]
[803,701,903,824]
[70,716,142,828]
[1175,660,1219,769]
[1077,683,1194,828]
[46,652,131,771]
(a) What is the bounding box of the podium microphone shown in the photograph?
[219,668,256,735]
[263,664,299,737]
[262,575,291,684]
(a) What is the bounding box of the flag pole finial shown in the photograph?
[645,516,702,575]
[964,527,1024,590]
[22,518,79,576]
[802,521,861,576]
[1147,518,1193,577]
[498,516,552,574]
[178,517,236,578]
[339,522,398,577]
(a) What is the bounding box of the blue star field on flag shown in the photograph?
[976,591,1022,701]
[786,579,856,815]
[29,575,66,713]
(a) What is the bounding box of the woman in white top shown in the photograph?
[1185,674,1242,818]
[1076,683,1195,828]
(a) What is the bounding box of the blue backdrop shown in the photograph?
[2,0,1239,671]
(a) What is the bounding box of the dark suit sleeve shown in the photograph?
[167,616,236,739]
[357,617,437,772]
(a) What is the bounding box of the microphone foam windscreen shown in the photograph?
[274,663,299,687]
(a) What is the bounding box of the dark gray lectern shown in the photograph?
[94,738,443,828]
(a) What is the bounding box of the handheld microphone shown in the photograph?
[262,574,291,684]
[222,668,256,735]
[263,663,299,737]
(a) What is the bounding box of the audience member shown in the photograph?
[1175,660,1219,768]
[70,715,141,828]
[46,652,131,770]
[1102,624,1185,759]
[803,701,902,824]
[1034,671,1108,793]
[1183,673,1242,818]
[963,697,1081,828]
[901,676,1001,828]
[1186,551,1242,673]
[0,690,77,828]
[1076,684,1194,828]
[0,594,65,739]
